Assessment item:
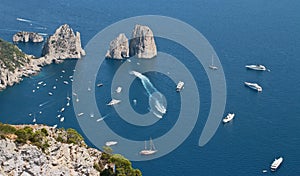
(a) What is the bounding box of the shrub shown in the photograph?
[66,128,84,145]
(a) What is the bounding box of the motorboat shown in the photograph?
[107,99,121,106]
[223,113,235,123]
[176,81,184,92]
[245,64,266,71]
[271,157,283,171]
[244,82,262,92]
[105,141,118,147]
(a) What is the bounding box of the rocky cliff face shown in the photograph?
[129,24,157,59]
[0,125,102,176]
[13,32,44,43]
[105,33,129,59]
[0,24,86,91]
[42,24,85,62]
[0,39,41,91]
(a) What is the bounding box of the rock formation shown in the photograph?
[0,39,41,91]
[0,125,102,175]
[13,31,44,43]
[0,24,86,91]
[42,24,85,62]
[129,24,157,59]
[0,124,141,176]
[105,33,129,59]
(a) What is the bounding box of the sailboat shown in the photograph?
[139,138,157,155]
[209,55,218,70]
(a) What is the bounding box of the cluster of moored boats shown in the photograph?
[244,64,268,92]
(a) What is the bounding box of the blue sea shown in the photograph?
[1,0,300,175]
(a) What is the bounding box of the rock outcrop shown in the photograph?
[0,24,86,91]
[0,125,102,175]
[0,39,41,91]
[0,124,142,176]
[13,31,44,43]
[105,33,129,59]
[42,24,85,62]
[129,24,157,59]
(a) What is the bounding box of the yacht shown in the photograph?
[223,113,235,123]
[105,141,118,147]
[140,138,157,155]
[107,99,121,106]
[97,83,103,87]
[244,82,262,92]
[271,157,283,171]
[77,112,84,117]
[245,64,266,71]
[176,81,184,92]
[116,86,122,93]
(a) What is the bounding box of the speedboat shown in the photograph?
[271,157,283,171]
[107,99,121,106]
[223,113,235,123]
[105,141,118,147]
[176,81,184,92]
[244,82,262,92]
[245,64,266,71]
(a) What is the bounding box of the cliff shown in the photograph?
[13,31,44,43]
[0,38,41,91]
[0,123,141,176]
[0,24,86,91]
[129,24,157,59]
[42,24,86,63]
[105,33,129,59]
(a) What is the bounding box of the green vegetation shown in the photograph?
[0,122,17,135]
[0,38,29,72]
[100,146,142,176]
[66,128,84,146]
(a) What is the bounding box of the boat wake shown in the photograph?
[130,71,167,118]
[16,17,48,30]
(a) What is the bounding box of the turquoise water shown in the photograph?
[1,0,300,175]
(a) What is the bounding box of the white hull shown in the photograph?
[140,150,158,155]
[176,81,184,92]
[107,99,121,106]
[271,157,283,171]
[245,64,266,71]
[244,82,262,92]
[223,113,235,123]
[105,141,118,147]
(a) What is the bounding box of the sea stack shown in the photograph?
[13,31,44,43]
[42,24,85,63]
[105,33,129,59]
[129,24,157,59]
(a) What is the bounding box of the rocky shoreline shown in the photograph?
[0,24,85,91]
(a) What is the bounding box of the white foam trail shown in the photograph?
[130,70,167,118]
[39,100,50,107]
[16,18,32,23]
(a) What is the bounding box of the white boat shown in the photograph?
[60,117,64,122]
[223,113,235,123]
[63,81,69,85]
[245,64,266,71]
[96,117,104,122]
[107,99,121,106]
[43,83,47,87]
[140,138,157,155]
[77,112,84,117]
[60,107,65,112]
[38,81,43,85]
[116,86,122,93]
[105,141,118,147]
[97,83,103,87]
[176,81,184,92]
[48,92,53,96]
[209,55,218,70]
[271,157,283,171]
[244,82,262,92]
